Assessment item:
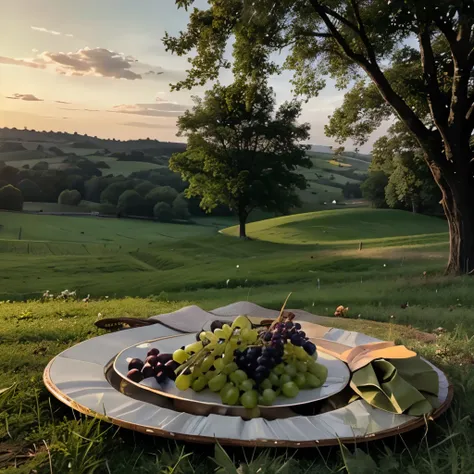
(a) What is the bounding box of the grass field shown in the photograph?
[2,206,474,472]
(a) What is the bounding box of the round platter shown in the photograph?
[113,333,351,409]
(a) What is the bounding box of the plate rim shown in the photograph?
[113,333,351,409]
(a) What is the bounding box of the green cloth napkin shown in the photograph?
[350,356,439,416]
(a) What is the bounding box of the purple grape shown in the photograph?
[156,353,173,365]
[147,348,160,357]
[155,370,167,383]
[291,334,303,346]
[146,355,158,367]
[127,368,144,383]
[263,332,272,341]
[299,331,306,338]
[128,358,144,371]
[303,341,316,356]
[294,323,301,330]
[285,322,294,329]
[142,363,155,378]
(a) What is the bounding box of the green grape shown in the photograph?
[213,342,226,356]
[293,373,306,389]
[295,361,307,373]
[308,363,328,382]
[222,361,238,375]
[220,385,240,405]
[222,344,234,364]
[240,379,254,392]
[241,328,258,343]
[173,349,189,364]
[273,364,285,375]
[175,373,192,391]
[306,373,322,388]
[294,347,308,360]
[268,372,280,387]
[260,378,272,390]
[282,381,299,398]
[191,366,203,379]
[191,376,207,392]
[284,363,297,377]
[214,357,226,372]
[185,341,203,354]
[208,373,227,392]
[231,315,252,331]
[201,355,215,372]
[205,370,217,381]
[229,370,248,385]
[260,388,277,406]
[280,374,292,385]
[240,390,258,409]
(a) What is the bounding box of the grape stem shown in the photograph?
[269,292,292,331]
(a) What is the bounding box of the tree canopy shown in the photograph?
[169,80,311,237]
[164,0,474,273]
[0,185,23,211]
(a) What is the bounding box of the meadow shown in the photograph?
[2,206,473,472]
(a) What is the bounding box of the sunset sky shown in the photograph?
[0,0,384,150]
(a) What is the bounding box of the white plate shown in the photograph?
[114,334,350,409]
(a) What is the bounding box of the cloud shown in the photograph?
[123,121,178,129]
[31,26,73,37]
[59,107,99,112]
[55,100,72,104]
[40,47,141,80]
[110,101,189,118]
[6,93,43,101]
[1,48,183,82]
[0,55,45,69]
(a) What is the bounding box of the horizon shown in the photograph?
[0,0,387,152]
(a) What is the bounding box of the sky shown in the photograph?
[0,0,384,151]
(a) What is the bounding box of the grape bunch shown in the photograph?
[262,321,316,356]
[126,348,179,384]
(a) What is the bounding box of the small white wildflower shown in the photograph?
[390,315,394,319]
[236,264,240,268]
[98,313,102,318]
[226,279,230,286]
[383,264,387,267]
[358,314,361,318]
[105,296,109,299]
[59,318,63,321]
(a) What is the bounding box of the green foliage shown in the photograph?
[135,180,156,197]
[17,178,42,202]
[370,124,441,213]
[0,165,19,185]
[146,185,179,206]
[58,189,82,206]
[172,195,191,220]
[0,184,23,210]
[170,80,311,236]
[117,189,147,216]
[100,181,132,205]
[361,172,388,208]
[32,161,49,171]
[153,201,174,222]
[65,174,85,195]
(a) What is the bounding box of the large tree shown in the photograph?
[164,0,474,274]
[169,81,311,238]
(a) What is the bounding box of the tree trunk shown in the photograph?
[434,167,474,275]
[239,213,247,239]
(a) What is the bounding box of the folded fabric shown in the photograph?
[350,356,439,415]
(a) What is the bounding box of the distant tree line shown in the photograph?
[0,154,233,221]
[361,123,441,215]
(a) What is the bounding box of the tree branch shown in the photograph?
[417,24,449,137]
[308,0,434,155]
[349,0,377,64]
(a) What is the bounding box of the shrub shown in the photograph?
[32,161,49,171]
[153,202,174,222]
[172,195,190,220]
[0,185,23,210]
[95,161,110,169]
[100,182,131,205]
[135,181,155,197]
[17,179,42,201]
[146,186,178,206]
[97,203,116,215]
[58,189,82,206]
[117,190,147,216]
